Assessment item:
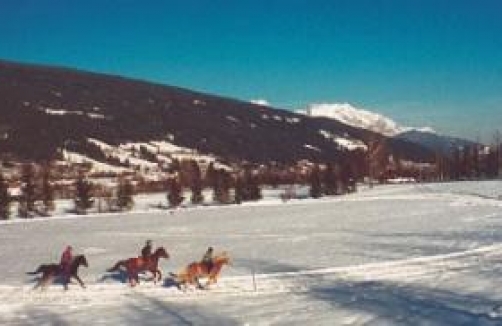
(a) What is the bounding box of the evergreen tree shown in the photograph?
[0,172,10,219]
[18,164,37,218]
[492,148,500,178]
[338,163,349,194]
[213,169,231,204]
[234,175,244,204]
[494,131,501,178]
[309,164,323,198]
[472,144,481,179]
[249,171,262,201]
[451,146,462,180]
[241,168,262,201]
[169,159,181,174]
[190,160,204,204]
[74,174,94,214]
[41,165,55,214]
[345,164,357,193]
[324,162,338,196]
[435,152,448,181]
[205,162,217,189]
[366,136,387,187]
[167,176,183,208]
[117,178,134,210]
[461,146,473,179]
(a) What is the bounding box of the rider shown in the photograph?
[60,245,73,281]
[141,240,153,261]
[202,247,214,273]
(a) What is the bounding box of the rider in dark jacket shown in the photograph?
[141,240,152,260]
[202,247,214,272]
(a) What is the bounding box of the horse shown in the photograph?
[171,252,231,290]
[27,255,89,290]
[107,247,169,286]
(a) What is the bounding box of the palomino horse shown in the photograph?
[107,247,169,286]
[172,252,231,289]
[27,255,89,290]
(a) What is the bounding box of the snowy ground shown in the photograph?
[2,181,502,325]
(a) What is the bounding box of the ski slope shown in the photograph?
[1,181,502,325]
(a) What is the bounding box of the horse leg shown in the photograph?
[179,278,187,291]
[42,277,51,291]
[152,269,158,284]
[205,270,220,289]
[41,274,54,291]
[195,277,204,290]
[152,268,162,284]
[33,278,42,290]
[148,269,157,284]
[157,268,163,282]
[74,274,86,289]
[173,274,187,291]
[129,269,139,287]
[203,276,212,289]
[127,269,133,286]
[32,272,44,290]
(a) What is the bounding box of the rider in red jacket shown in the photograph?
[60,245,73,279]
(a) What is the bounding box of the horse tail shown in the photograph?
[26,265,43,275]
[170,269,188,283]
[107,260,126,272]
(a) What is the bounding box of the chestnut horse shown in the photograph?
[107,247,169,286]
[27,255,89,290]
[172,252,231,289]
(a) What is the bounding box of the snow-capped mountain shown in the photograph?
[301,103,435,137]
[300,103,479,156]
[0,60,435,165]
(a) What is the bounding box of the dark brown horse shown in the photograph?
[171,252,231,289]
[28,255,89,290]
[107,247,169,286]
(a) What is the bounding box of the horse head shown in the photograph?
[154,247,169,259]
[214,252,231,266]
[75,255,89,268]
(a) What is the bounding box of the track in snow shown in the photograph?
[1,243,501,306]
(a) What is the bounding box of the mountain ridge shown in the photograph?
[0,59,434,166]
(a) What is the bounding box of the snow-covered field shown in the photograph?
[2,181,502,325]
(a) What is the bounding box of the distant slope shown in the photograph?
[396,130,478,156]
[0,59,434,164]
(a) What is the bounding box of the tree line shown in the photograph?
[2,141,501,220]
[434,143,501,181]
[0,158,362,219]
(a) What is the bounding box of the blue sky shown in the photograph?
[0,0,501,141]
